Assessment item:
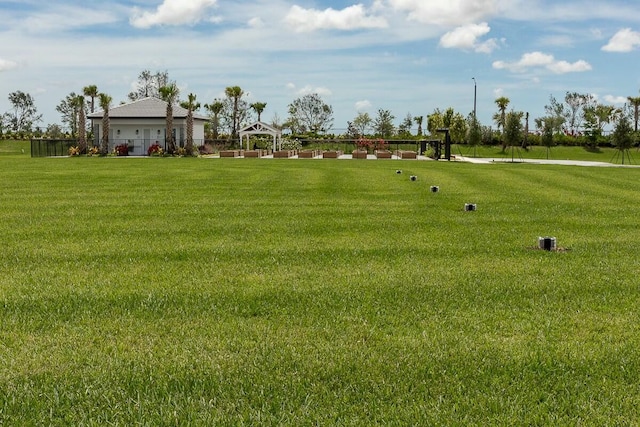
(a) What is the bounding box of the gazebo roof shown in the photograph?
[239,121,282,136]
[87,97,208,121]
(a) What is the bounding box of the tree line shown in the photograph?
[2,69,639,154]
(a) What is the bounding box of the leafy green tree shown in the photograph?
[583,103,616,148]
[250,102,267,122]
[612,112,634,163]
[159,83,180,153]
[467,114,481,155]
[543,95,566,136]
[373,109,395,138]
[98,93,112,155]
[180,93,200,156]
[56,92,82,137]
[287,93,334,135]
[3,91,42,133]
[427,109,444,137]
[83,85,99,113]
[442,107,455,128]
[564,92,590,135]
[449,111,468,143]
[128,70,171,101]
[503,110,524,149]
[204,100,224,140]
[535,116,555,158]
[397,112,413,137]
[352,112,372,136]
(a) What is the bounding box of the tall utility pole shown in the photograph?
[472,77,477,118]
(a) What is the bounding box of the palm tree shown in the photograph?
[159,83,180,153]
[204,100,224,140]
[83,85,99,113]
[225,86,244,144]
[250,102,267,122]
[627,96,640,132]
[180,93,200,156]
[413,115,423,136]
[76,95,87,154]
[98,93,112,155]
[493,96,510,151]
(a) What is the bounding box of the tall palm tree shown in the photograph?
[225,86,244,144]
[98,93,112,155]
[159,83,180,153]
[180,93,200,156]
[413,115,423,136]
[493,96,510,151]
[76,95,87,154]
[627,96,640,132]
[250,102,267,122]
[83,85,99,113]
[204,101,224,140]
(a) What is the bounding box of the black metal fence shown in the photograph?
[30,139,76,157]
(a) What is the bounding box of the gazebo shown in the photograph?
[239,121,282,152]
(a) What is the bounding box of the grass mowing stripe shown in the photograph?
[1,157,640,424]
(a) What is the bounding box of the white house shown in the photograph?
[87,97,208,156]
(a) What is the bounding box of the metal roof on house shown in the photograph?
[87,97,208,120]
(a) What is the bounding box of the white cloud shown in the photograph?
[387,0,501,26]
[493,51,591,74]
[602,28,640,52]
[0,58,18,72]
[284,4,388,32]
[547,59,591,73]
[603,95,628,104]
[248,17,264,28]
[355,100,372,111]
[130,0,218,29]
[439,22,499,53]
[286,83,332,97]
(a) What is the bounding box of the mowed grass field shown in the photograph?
[1,154,640,425]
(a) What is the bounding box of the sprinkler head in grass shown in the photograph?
[396,170,402,174]
[464,203,476,211]
[538,236,557,251]
[410,175,417,181]
[430,186,439,193]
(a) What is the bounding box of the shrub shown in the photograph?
[114,144,129,156]
[68,146,80,156]
[148,144,163,156]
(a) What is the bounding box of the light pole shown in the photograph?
[472,77,477,118]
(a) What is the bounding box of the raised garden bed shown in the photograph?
[274,150,296,158]
[220,150,240,158]
[244,150,262,158]
[323,150,343,158]
[375,150,392,159]
[394,150,417,159]
[352,150,368,159]
[298,149,320,158]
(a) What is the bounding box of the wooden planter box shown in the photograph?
[323,150,342,158]
[352,150,368,159]
[274,150,295,158]
[244,150,261,158]
[298,150,319,158]
[375,150,392,159]
[220,150,240,157]
[394,150,417,159]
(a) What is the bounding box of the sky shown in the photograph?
[1,0,639,133]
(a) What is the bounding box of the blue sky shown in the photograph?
[1,0,639,133]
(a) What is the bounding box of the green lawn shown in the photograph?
[1,156,640,425]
